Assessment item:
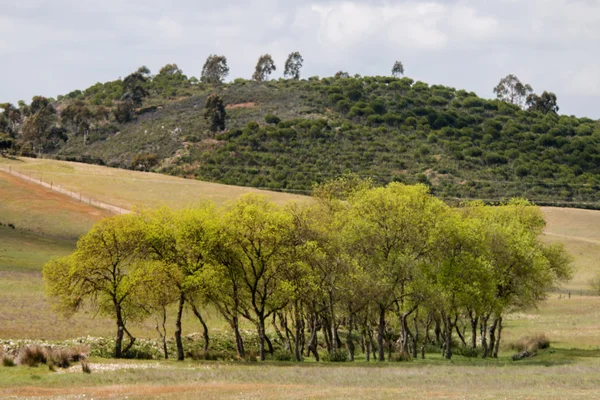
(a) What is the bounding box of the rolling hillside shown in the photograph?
[3,73,600,208]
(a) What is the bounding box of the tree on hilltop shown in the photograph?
[252,54,276,82]
[526,91,559,114]
[201,55,229,84]
[392,61,404,77]
[284,52,303,80]
[493,74,533,109]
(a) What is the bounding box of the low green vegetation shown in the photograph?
[2,63,600,207]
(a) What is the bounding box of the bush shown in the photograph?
[81,360,92,374]
[272,351,294,362]
[19,345,47,367]
[391,351,412,362]
[2,356,15,367]
[322,349,348,362]
[48,348,73,368]
[455,346,481,358]
[264,114,281,125]
[507,334,550,353]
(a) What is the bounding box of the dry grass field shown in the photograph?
[3,157,600,399]
[0,157,307,210]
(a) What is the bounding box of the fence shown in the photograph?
[0,165,130,215]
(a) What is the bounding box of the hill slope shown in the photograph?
[5,74,599,207]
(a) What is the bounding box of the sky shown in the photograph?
[1,0,600,118]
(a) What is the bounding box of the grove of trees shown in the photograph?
[43,179,572,362]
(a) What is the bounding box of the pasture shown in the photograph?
[2,157,600,399]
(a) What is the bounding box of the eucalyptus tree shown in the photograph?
[201,54,230,84]
[493,74,533,109]
[392,61,404,77]
[284,52,303,80]
[252,54,276,82]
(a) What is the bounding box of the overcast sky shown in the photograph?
[1,0,600,118]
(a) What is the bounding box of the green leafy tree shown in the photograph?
[493,74,533,109]
[43,214,148,358]
[392,61,404,77]
[284,52,303,80]
[113,100,135,123]
[201,55,230,84]
[61,100,95,144]
[20,97,63,154]
[137,205,217,360]
[252,54,276,82]
[122,71,150,106]
[343,183,448,360]
[204,93,226,132]
[526,91,559,114]
[220,194,295,361]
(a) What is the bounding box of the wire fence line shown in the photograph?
[0,166,130,215]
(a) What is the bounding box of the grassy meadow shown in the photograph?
[2,157,600,398]
[0,157,307,210]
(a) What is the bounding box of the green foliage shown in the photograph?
[113,100,135,123]
[253,54,276,82]
[527,91,559,114]
[322,349,349,362]
[284,52,303,80]
[201,55,229,84]
[9,73,600,207]
[391,61,404,77]
[204,93,226,132]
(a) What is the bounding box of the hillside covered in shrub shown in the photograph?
[2,63,600,207]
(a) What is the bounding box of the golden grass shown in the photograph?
[0,157,308,210]
[0,171,112,239]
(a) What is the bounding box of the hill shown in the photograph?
[2,71,600,207]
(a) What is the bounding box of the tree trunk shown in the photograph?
[115,306,124,359]
[122,326,136,355]
[488,318,498,360]
[174,293,185,361]
[481,314,490,358]
[470,314,478,350]
[258,318,267,361]
[307,315,320,361]
[347,311,355,361]
[455,323,467,347]
[493,316,503,358]
[294,303,304,362]
[191,303,210,352]
[156,307,169,359]
[272,314,288,350]
[233,316,245,358]
[265,332,274,355]
[444,315,453,359]
[377,306,386,361]
[411,314,419,359]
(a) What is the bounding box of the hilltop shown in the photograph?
[2,67,600,207]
